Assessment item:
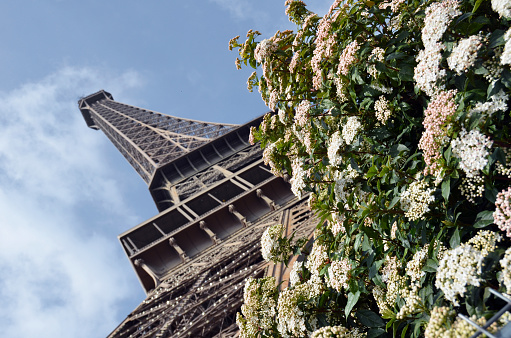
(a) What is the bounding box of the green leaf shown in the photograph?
[473,210,494,228]
[489,29,506,48]
[401,324,409,338]
[472,0,484,12]
[367,165,378,178]
[441,178,450,202]
[345,291,360,318]
[389,196,400,209]
[357,309,385,327]
[367,328,386,338]
[450,227,460,249]
[423,259,439,272]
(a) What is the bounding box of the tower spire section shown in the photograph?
[78,90,238,184]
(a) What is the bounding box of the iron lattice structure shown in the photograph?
[78,91,317,337]
[79,90,238,184]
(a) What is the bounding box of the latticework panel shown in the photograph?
[109,198,318,338]
[84,95,238,184]
[160,146,264,202]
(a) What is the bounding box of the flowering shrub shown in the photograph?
[230,0,511,336]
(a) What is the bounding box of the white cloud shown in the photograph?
[0,66,146,337]
[208,0,264,21]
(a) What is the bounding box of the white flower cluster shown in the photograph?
[422,0,461,46]
[262,141,281,177]
[290,158,307,198]
[492,0,511,18]
[451,129,493,177]
[334,165,359,205]
[311,325,365,338]
[396,283,422,319]
[415,43,446,96]
[327,258,351,291]
[277,277,324,337]
[370,83,392,94]
[484,53,504,83]
[496,147,511,178]
[261,224,285,262]
[374,96,392,124]
[306,242,329,276]
[424,306,453,338]
[254,39,277,63]
[500,247,511,292]
[406,244,430,283]
[400,180,435,221]
[295,100,311,127]
[460,175,485,203]
[372,285,389,315]
[434,231,500,306]
[238,277,277,337]
[447,35,483,75]
[330,212,346,236]
[378,0,405,12]
[380,255,407,308]
[495,187,511,238]
[425,306,498,337]
[292,124,314,155]
[368,47,385,78]
[289,260,304,287]
[328,131,344,167]
[414,0,461,96]
[342,116,362,145]
[466,230,502,256]
[502,28,511,65]
[470,90,509,117]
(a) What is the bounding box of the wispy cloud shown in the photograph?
[0,66,146,337]
[208,0,263,21]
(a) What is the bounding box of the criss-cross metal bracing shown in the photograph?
[78,90,238,184]
[108,198,317,338]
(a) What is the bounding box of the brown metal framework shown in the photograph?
[79,90,238,184]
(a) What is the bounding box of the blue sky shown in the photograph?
[0,1,332,337]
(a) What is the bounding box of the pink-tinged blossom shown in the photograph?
[495,187,511,238]
[447,35,483,74]
[379,0,406,12]
[268,89,279,111]
[418,90,458,176]
[254,39,277,63]
[311,17,336,89]
[294,100,311,127]
[337,41,360,76]
[289,51,301,73]
[492,0,511,18]
[248,126,256,145]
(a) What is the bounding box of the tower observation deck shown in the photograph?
[79,90,317,337]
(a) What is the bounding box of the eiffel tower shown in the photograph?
[79,90,317,337]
